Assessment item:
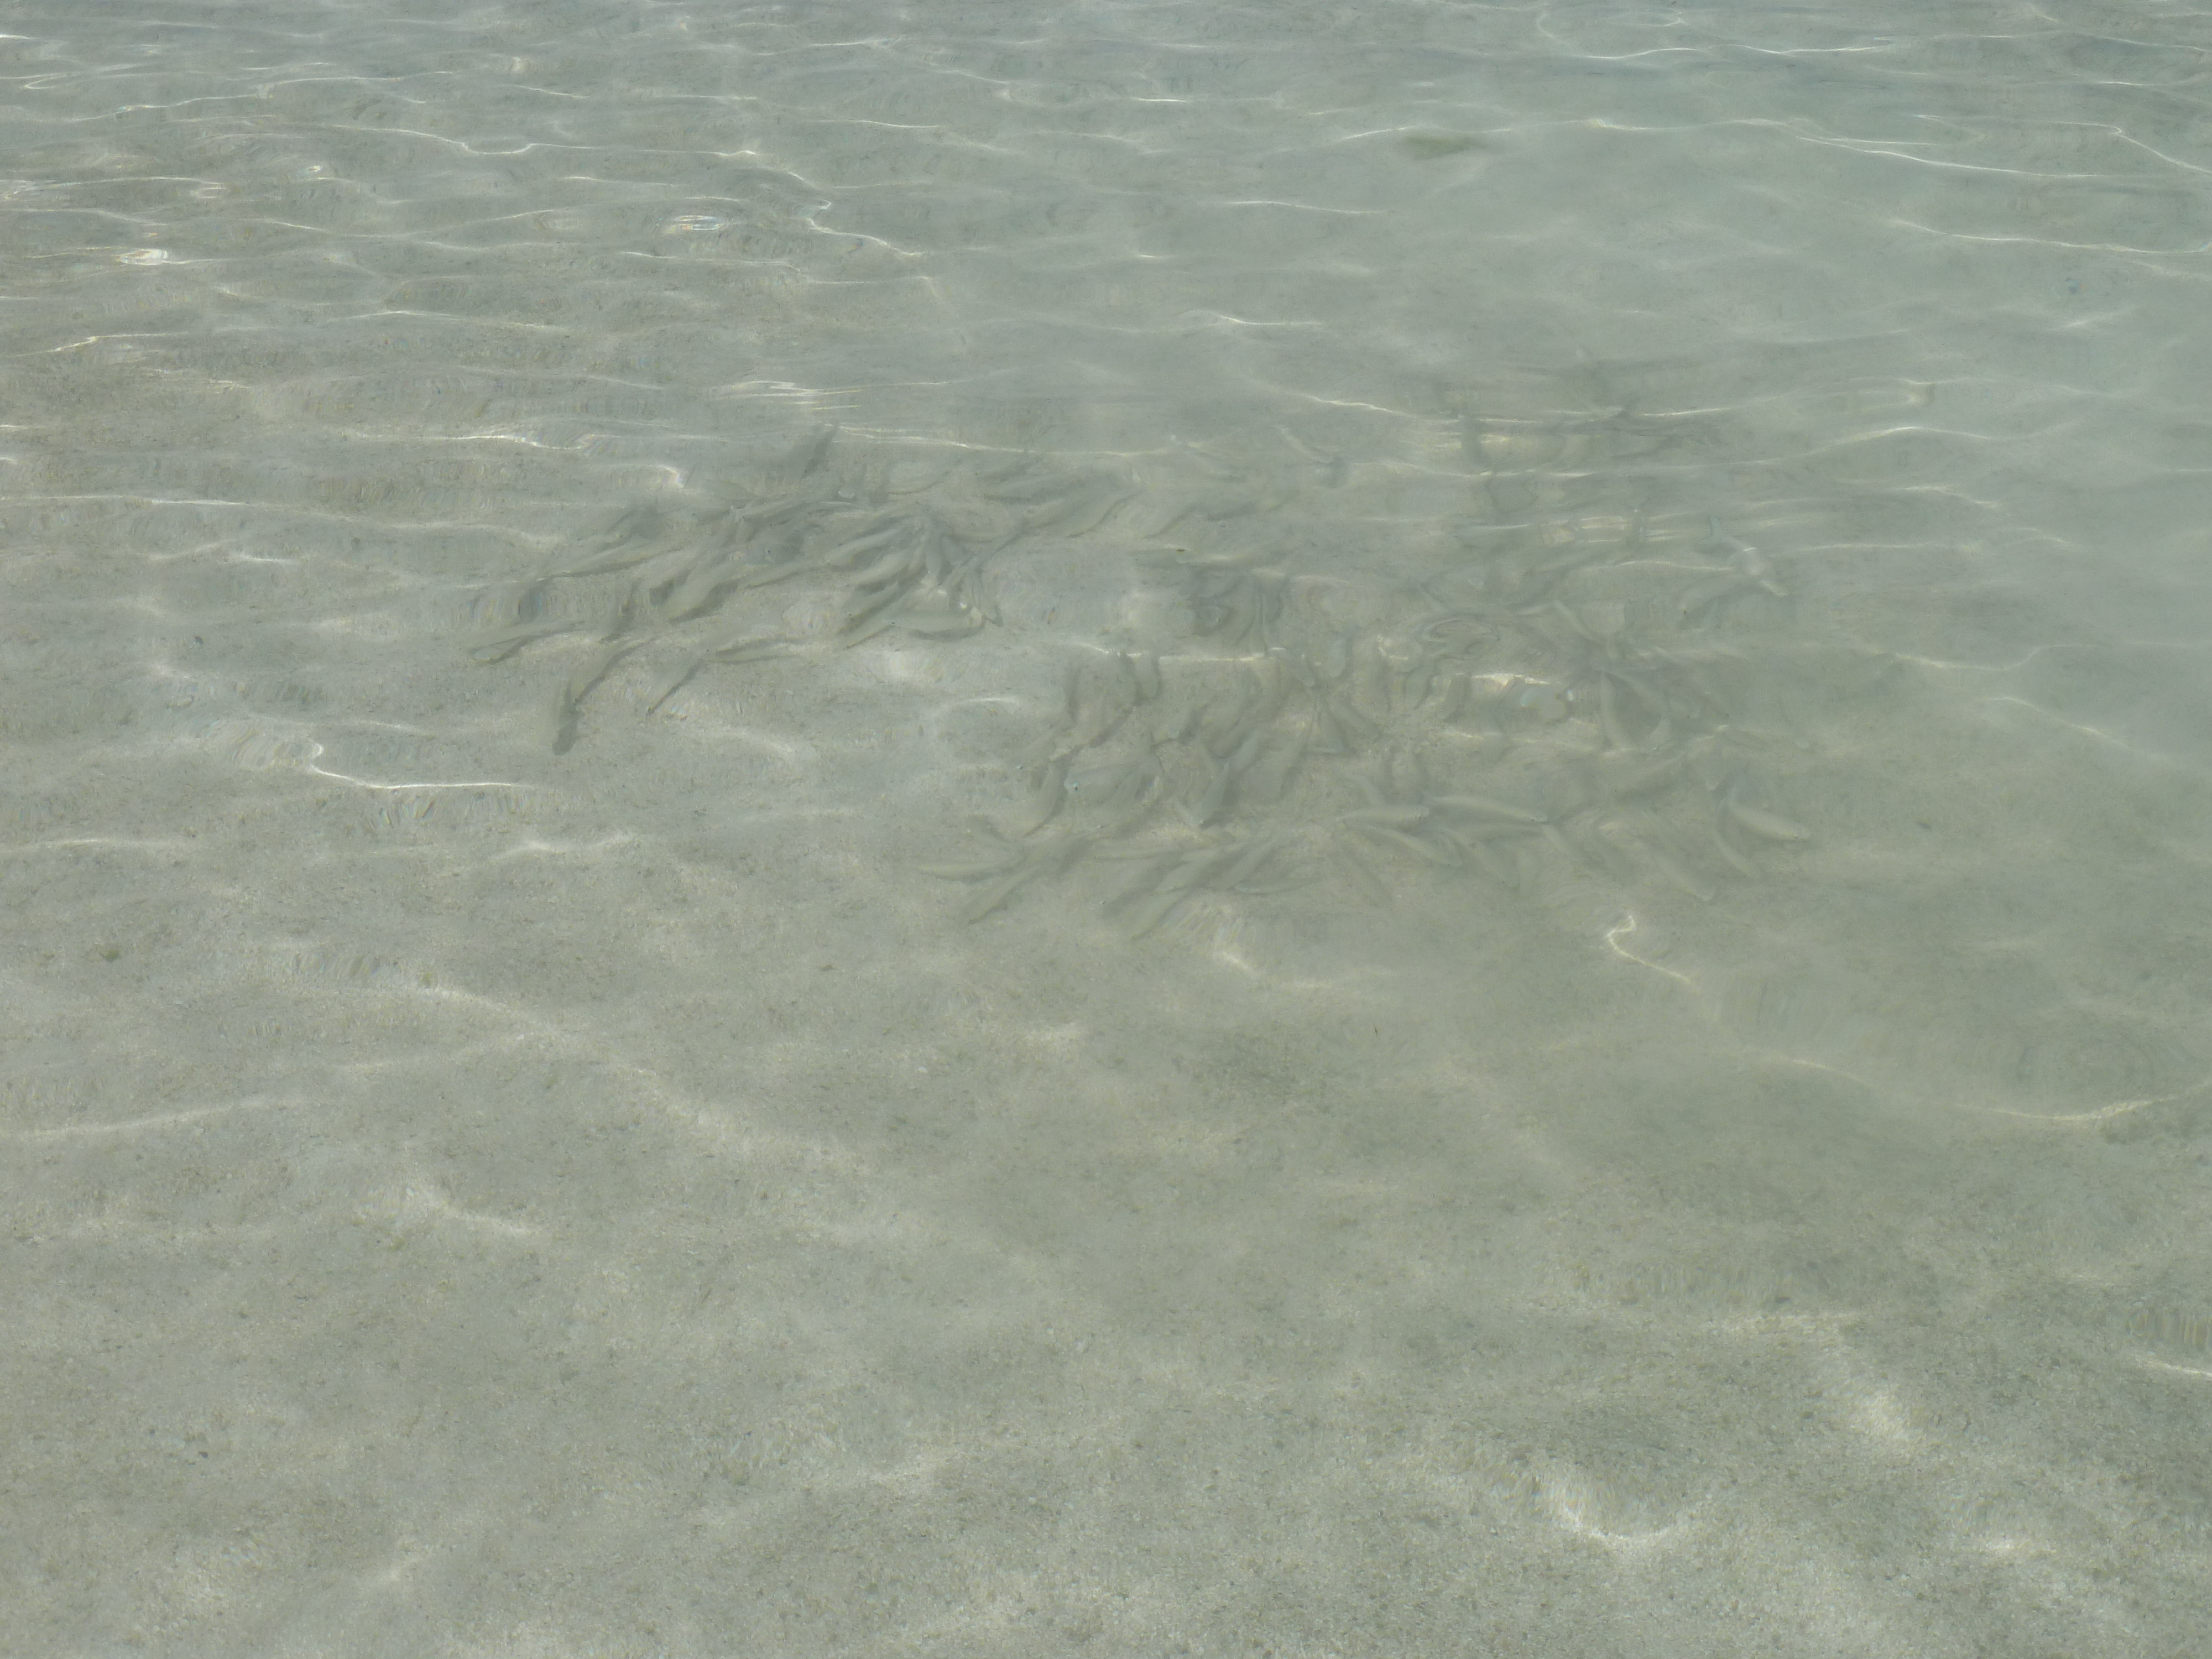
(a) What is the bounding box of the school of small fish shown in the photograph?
[473,379,1817,936]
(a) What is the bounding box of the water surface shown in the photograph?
[4,2,2211,1653]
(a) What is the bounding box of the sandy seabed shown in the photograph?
[6,1,2212,1653]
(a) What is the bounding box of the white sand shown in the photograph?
[4,1,2210,1655]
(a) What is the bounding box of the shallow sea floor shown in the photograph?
[4,2,2212,1654]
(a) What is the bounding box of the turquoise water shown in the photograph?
[5,2,2211,1653]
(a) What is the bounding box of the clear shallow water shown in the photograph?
[4,2,2212,1653]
